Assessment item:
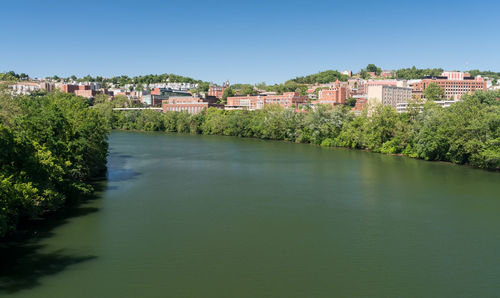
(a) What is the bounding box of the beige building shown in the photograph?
[367,85,412,108]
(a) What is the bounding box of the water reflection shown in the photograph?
[0,205,99,294]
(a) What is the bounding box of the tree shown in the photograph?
[423,83,445,101]
[360,70,371,80]
[221,87,235,103]
[366,64,378,73]
[289,70,348,84]
[366,64,382,76]
[346,97,357,107]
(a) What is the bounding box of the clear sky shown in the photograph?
[1,0,499,84]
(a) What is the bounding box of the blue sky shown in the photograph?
[1,0,499,84]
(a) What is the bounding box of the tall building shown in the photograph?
[367,85,413,108]
[412,72,486,100]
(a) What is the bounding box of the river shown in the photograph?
[1,131,499,297]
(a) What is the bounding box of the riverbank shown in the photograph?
[3,131,499,297]
[0,92,109,238]
[103,90,499,171]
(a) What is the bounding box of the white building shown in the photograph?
[396,100,460,113]
[367,85,413,108]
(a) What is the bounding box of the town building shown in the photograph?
[208,81,230,98]
[162,94,222,114]
[367,85,413,108]
[226,95,265,110]
[341,70,352,77]
[352,97,368,114]
[227,92,308,110]
[306,88,317,100]
[380,70,394,78]
[74,89,98,98]
[396,100,460,113]
[412,72,486,100]
[10,81,54,94]
[312,82,348,106]
[141,88,191,106]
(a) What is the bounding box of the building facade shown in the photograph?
[141,88,191,106]
[162,95,222,114]
[313,86,348,106]
[412,76,486,100]
[367,85,413,108]
[208,81,230,98]
[226,92,308,110]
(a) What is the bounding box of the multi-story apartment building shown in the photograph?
[313,85,348,106]
[10,81,54,94]
[367,85,413,108]
[162,94,223,114]
[142,88,191,106]
[412,72,486,100]
[227,92,308,110]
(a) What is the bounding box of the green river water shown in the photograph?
[1,131,499,297]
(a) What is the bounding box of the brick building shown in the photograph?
[208,81,230,98]
[412,74,486,100]
[380,70,394,78]
[74,89,98,98]
[312,85,348,106]
[353,97,367,112]
[141,88,191,106]
[226,92,308,110]
[162,94,222,114]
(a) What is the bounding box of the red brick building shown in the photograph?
[162,95,222,114]
[208,81,230,98]
[227,92,308,110]
[61,84,88,93]
[313,81,348,106]
[74,89,97,98]
[353,97,367,111]
[380,70,394,78]
[412,76,486,100]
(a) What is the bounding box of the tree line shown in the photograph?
[103,90,500,171]
[0,91,109,237]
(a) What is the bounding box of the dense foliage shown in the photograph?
[423,83,445,101]
[106,90,500,171]
[0,71,29,82]
[47,73,208,88]
[468,70,500,84]
[0,91,108,237]
[395,67,444,79]
[288,70,349,84]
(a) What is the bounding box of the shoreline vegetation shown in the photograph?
[0,92,108,237]
[0,89,498,237]
[102,90,499,171]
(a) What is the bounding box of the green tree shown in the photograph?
[346,97,357,107]
[423,83,445,101]
[221,87,235,103]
